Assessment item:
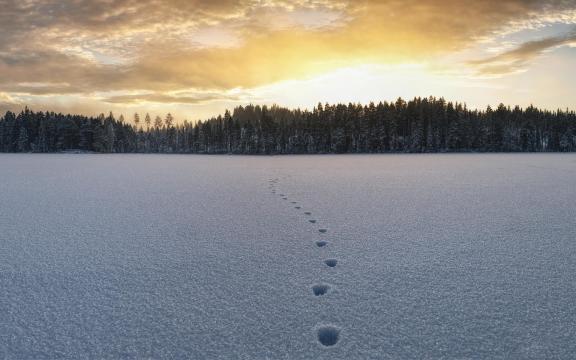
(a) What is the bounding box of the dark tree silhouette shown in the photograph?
[1,98,575,154]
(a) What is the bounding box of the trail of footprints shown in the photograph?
[268,177,342,348]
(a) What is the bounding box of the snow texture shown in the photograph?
[1,153,576,359]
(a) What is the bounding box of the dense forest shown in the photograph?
[1,97,575,154]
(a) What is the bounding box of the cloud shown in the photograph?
[0,0,575,104]
[103,91,247,104]
[0,92,22,112]
[0,92,18,104]
[469,29,576,76]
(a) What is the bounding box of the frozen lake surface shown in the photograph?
[1,154,575,359]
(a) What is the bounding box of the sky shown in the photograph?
[0,0,575,122]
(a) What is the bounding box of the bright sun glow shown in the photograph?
[255,64,450,108]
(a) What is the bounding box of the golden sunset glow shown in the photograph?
[1,0,575,120]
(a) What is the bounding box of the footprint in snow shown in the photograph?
[312,284,330,296]
[324,259,338,268]
[317,325,340,347]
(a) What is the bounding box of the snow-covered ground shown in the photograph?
[1,153,575,359]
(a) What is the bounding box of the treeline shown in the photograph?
[1,97,575,154]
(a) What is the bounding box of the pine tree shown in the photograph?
[145,113,151,131]
[154,116,163,129]
[165,113,173,128]
[17,126,29,152]
[106,121,115,153]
